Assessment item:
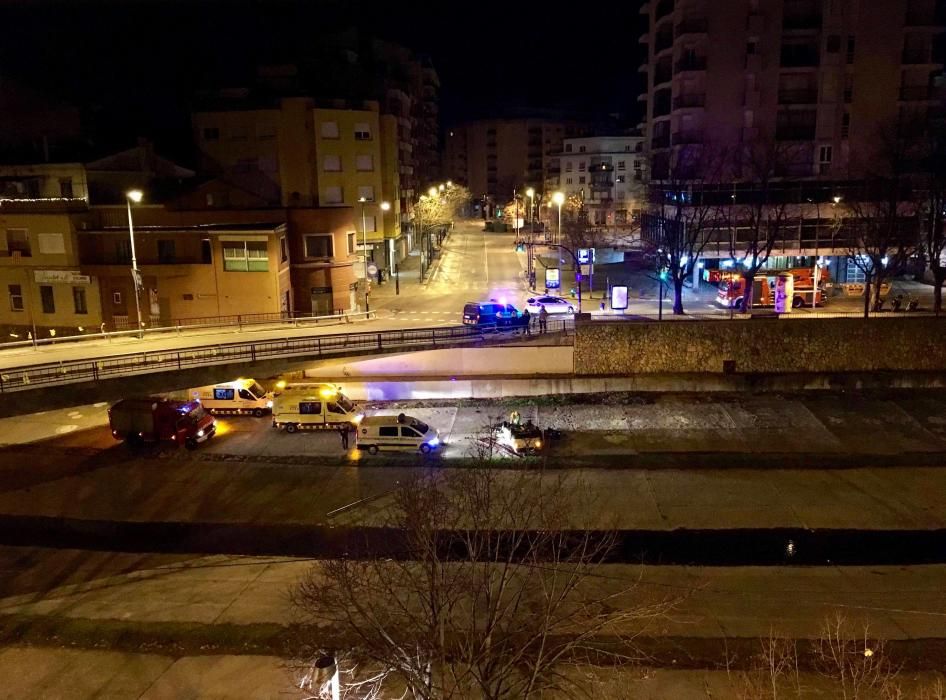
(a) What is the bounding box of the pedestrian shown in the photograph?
[521,308,531,335]
[539,305,549,333]
[339,425,350,450]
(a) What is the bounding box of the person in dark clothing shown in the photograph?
[520,308,531,335]
[538,305,549,333]
[339,426,350,450]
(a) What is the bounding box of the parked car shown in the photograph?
[357,413,441,455]
[463,301,520,327]
[525,295,575,314]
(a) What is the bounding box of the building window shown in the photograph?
[116,239,131,264]
[203,127,219,141]
[280,237,288,263]
[617,160,626,170]
[347,232,356,255]
[323,186,343,204]
[579,161,586,171]
[579,176,586,184]
[8,285,23,312]
[157,239,176,264]
[59,178,73,198]
[230,126,249,141]
[223,240,269,271]
[565,177,573,184]
[357,185,375,201]
[747,39,758,55]
[842,113,851,138]
[565,144,573,152]
[355,154,374,171]
[616,175,626,183]
[565,162,573,172]
[202,239,212,264]
[73,287,87,314]
[625,144,632,152]
[578,145,586,153]
[112,291,122,305]
[321,121,339,139]
[304,234,334,259]
[39,285,54,314]
[362,215,377,233]
[826,35,841,53]
[323,155,342,172]
[844,75,854,103]
[818,145,833,174]
[846,36,855,64]
[6,229,31,257]
[257,124,277,140]
[354,122,372,140]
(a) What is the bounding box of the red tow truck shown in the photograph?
[108,398,216,449]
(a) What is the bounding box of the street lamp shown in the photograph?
[438,183,444,192]
[552,191,565,246]
[126,189,144,338]
[380,201,396,295]
[358,196,371,313]
[525,187,535,227]
[428,187,438,198]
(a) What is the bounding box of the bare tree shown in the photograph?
[645,145,727,315]
[292,463,676,699]
[719,141,798,313]
[842,120,922,317]
[916,128,946,315]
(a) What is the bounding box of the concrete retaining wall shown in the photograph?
[303,346,574,378]
[574,318,946,375]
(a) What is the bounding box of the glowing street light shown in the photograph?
[125,189,144,337]
[552,191,565,246]
[358,196,371,313]
[428,187,438,197]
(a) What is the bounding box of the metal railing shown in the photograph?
[0,320,574,394]
[0,310,377,351]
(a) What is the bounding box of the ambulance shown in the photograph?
[189,378,274,416]
[272,383,362,433]
[357,414,441,455]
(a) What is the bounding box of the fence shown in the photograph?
[0,310,376,352]
[0,320,573,394]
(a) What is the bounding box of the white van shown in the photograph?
[357,414,441,455]
[272,383,362,433]
[190,378,274,416]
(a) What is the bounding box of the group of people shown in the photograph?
[519,305,549,336]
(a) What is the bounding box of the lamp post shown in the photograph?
[552,191,565,247]
[526,187,535,229]
[358,196,371,313]
[380,201,396,295]
[126,189,144,338]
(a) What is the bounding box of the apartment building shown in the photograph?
[640,0,943,179]
[193,97,403,269]
[638,0,944,273]
[558,135,646,227]
[444,119,587,203]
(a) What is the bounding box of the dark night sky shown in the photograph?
[0,0,647,159]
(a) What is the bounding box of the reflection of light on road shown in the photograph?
[213,419,233,437]
[55,425,78,435]
[350,448,363,462]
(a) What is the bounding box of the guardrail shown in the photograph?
[0,310,376,352]
[0,320,573,394]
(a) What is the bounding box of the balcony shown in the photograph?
[675,18,708,36]
[672,130,704,145]
[675,56,707,73]
[655,31,674,53]
[902,47,936,64]
[590,162,614,172]
[775,124,817,141]
[653,64,673,85]
[777,88,819,104]
[899,85,936,100]
[673,93,706,109]
[782,13,822,30]
[655,0,674,21]
[780,45,820,67]
[652,134,671,149]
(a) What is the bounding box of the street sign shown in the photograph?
[367,262,379,276]
[611,285,628,310]
[34,270,91,284]
[545,268,561,289]
[578,248,595,264]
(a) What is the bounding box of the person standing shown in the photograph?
[538,305,549,333]
[339,425,350,450]
[521,308,531,335]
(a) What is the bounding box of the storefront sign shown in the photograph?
[33,270,91,284]
[545,268,561,289]
[611,285,628,310]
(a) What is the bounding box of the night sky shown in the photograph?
[1,0,647,159]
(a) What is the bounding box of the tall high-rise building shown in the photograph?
[638,0,944,180]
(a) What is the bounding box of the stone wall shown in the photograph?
[574,318,946,375]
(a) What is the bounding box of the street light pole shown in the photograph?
[126,190,144,338]
[359,196,370,313]
[552,191,565,248]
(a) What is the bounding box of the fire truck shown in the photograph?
[716,267,829,310]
